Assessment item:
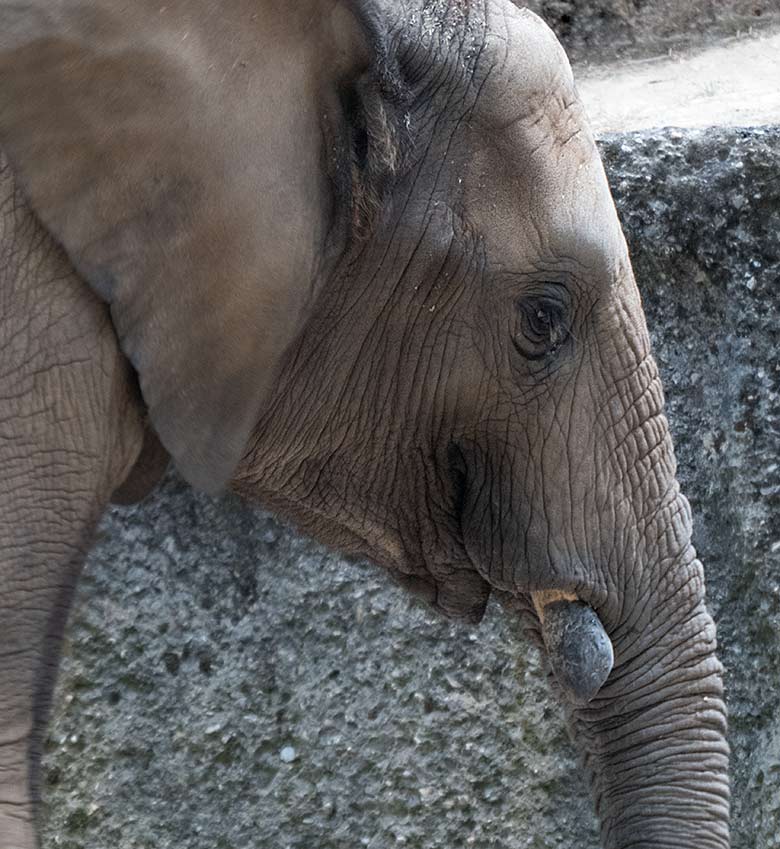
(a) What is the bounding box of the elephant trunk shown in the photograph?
[573,582,730,848]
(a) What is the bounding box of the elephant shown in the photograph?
[0,0,730,847]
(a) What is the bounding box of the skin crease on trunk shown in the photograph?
[0,1,729,848]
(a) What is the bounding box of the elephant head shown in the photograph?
[0,0,729,846]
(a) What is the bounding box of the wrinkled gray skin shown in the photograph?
[0,1,729,848]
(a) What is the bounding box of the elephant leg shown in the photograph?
[0,537,94,847]
[0,155,145,847]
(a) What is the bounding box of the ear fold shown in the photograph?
[0,1,347,492]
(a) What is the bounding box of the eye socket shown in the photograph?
[513,293,571,361]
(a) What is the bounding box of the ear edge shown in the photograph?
[110,423,170,505]
[0,5,335,493]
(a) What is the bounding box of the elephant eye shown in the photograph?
[513,294,570,361]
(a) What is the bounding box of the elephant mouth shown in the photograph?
[445,447,613,697]
[532,591,614,705]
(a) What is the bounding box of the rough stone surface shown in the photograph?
[525,0,780,63]
[41,485,593,849]
[38,127,780,849]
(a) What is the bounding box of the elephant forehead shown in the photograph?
[475,4,577,132]
[448,6,629,269]
[459,130,626,281]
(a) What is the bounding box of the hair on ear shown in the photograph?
[340,1,412,240]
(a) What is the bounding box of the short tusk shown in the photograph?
[532,589,580,618]
[532,590,614,705]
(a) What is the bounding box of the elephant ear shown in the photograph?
[0,1,353,492]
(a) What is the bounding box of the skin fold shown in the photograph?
[0,1,730,848]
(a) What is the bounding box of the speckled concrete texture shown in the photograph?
[39,127,780,849]
[41,485,595,849]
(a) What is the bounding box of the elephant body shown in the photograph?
[0,1,730,847]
